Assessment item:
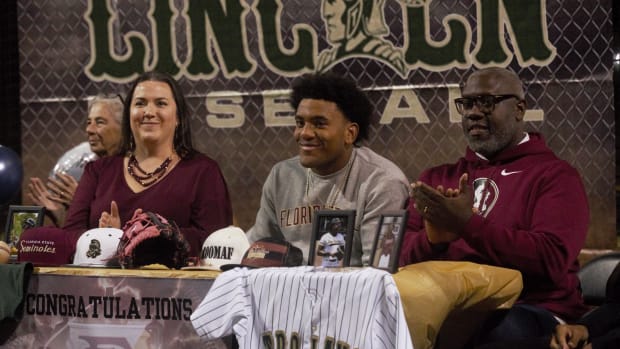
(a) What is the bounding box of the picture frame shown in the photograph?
[370,210,408,273]
[4,205,45,246]
[308,210,356,268]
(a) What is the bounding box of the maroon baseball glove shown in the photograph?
[116,211,190,269]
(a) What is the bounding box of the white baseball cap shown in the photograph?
[184,226,250,271]
[72,228,123,267]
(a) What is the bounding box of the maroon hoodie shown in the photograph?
[400,133,589,321]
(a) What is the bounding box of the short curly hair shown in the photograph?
[290,72,371,143]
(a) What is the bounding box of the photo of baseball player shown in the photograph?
[374,223,398,269]
[371,211,407,273]
[315,217,347,267]
[6,208,43,247]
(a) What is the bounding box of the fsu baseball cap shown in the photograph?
[18,227,82,266]
[183,226,250,271]
[72,228,123,267]
[220,237,303,271]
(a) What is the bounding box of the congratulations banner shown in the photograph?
[3,268,230,348]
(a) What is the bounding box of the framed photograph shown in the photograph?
[308,210,356,268]
[370,210,408,273]
[4,205,45,246]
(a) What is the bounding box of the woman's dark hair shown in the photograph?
[119,71,196,159]
[290,72,372,144]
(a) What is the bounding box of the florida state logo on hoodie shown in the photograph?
[473,177,498,217]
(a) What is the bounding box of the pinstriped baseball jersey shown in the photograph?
[191,266,413,349]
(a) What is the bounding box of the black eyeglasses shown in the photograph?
[454,95,520,114]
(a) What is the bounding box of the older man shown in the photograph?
[400,67,589,345]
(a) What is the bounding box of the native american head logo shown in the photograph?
[317,0,407,76]
[86,239,102,259]
[472,177,498,217]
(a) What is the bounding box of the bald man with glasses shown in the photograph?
[399,67,590,346]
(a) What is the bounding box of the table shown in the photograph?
[2,262,523,349]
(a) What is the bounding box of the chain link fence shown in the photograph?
[18,0,615,247]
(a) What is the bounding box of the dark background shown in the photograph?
[0,2,21,232]
[615,0,620,242]
[1,2,619,246]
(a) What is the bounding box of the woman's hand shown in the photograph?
[99,201,122,229]
[28,177,64,211]
[46,173,78,206]
[99,201,144,229]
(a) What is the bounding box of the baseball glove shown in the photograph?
[116,211,190,269]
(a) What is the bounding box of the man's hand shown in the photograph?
[411,173,473,234]
[549,324,590,349]
[424,220,459,244]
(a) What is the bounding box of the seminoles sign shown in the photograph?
[84,0,556,83]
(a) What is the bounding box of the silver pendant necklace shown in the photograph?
[305,151,356,211]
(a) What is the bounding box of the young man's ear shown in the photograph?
[515,100,527,121]
[345,123,359,145]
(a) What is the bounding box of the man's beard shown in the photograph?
[466,127,514,158]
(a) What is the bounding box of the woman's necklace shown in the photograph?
[305,151,355,210]
[127,153,173,187]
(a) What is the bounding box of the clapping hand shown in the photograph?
[28,177,64,211]
[46,173,79,206]
[411,173,474,243]
[27,175,75,226]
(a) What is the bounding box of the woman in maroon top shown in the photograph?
[19,71,232,264]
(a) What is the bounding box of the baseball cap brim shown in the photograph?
[219,263,246,271]
[219,262,266,271]
[220,257,289,271]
